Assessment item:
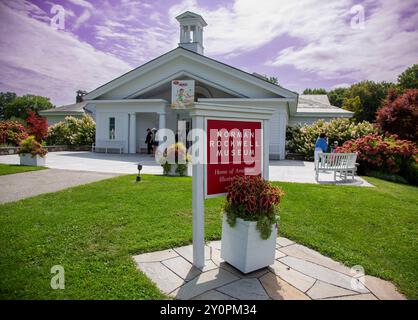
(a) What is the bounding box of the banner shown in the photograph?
[206,119,262,197]
[171,80,195,109]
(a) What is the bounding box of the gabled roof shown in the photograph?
[296,95,353,116]
[39,102,86,115]
[176,11,207,26]
[83,47,298,101]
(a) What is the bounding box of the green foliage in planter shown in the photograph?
[175,163,188,176]
[286,118,376,160]
[17,136,47,158]
[162,162,171,175]
[46,115,95,146]
[160,142,191,176]
[224,175,284,240]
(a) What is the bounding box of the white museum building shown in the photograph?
[44,11,353,159]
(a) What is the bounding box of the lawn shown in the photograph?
[0,163,46,176]
[0,174,416,299]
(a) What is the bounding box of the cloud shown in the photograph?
[67,0,93,10]
[169,0,418,83]
[0,1,132,106]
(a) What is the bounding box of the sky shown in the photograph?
[0,0,417,106]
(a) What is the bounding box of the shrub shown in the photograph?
[224,175,285,239]
[25,111,48,142]
[376,89,418,142]
[46,115,95,146]
[159,142,192,176]
[336,134,417,175]
[18,136,47,157]
[0,120,28,146]
[286,118,376,160]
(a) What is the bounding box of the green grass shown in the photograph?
[0,174,416,299]
[0,164,46,176]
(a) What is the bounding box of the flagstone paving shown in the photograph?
[133,238,406,300]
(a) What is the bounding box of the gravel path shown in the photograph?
[0,169,120,204]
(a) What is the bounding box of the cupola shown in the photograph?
[176,11,207,55]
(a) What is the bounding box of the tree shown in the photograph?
[397,64,418,91]
[303,88,327,94]
[266,76,278,85]
[376,89,418,141]
[341,81,395,122]
[25,111,48,142]
[0,92,17,120]
[327,87,349,108]
[4,94,54,119]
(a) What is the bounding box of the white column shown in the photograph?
[185,25,191,42]
[129,113,136,154]
[158,112,166,131]
[278,114,287,160]
[263,119,270,180]
[192,115,205,269]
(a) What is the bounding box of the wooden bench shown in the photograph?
[315,153,358,182]
[92,140,124,154]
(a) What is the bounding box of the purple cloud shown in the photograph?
[0,0,417,106]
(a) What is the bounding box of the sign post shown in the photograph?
[189,103,274,269]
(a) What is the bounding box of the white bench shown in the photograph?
[92,140,124,154]
[315,153,358,182]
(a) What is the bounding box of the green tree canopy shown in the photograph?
[303,88,327,94]
[397,64,418,91]
[327,87,349,108]
[0,92,17,120]
[4,94,54,119]
[341,81,395,122]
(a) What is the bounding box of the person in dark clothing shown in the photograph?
[145,128,153,154]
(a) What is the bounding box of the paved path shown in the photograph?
[0,152,372,186]
[133,239,405,300]
[0,169,120,204]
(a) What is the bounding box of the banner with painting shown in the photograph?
[171,80,195,109]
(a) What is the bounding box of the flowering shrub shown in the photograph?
[287,118,376,160]
[25,111,48,142]
[0,120,28,146]
[376,89,418,141]
[46,115,95,146]
[160,142,192,176]
[336,134,417,174]
[224,175,285,239]
[18,136,47,158]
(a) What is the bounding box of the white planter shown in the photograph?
[19,153,46,167]
[166,163,192,176]
[221,214,277,274]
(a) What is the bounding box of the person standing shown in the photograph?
[314,133,328,169]
[145,128,153,155]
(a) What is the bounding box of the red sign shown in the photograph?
[206,119,262,197]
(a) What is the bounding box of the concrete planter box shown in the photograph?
[19,153,46,167]
[221,214,277,274]
[166,163,192,176]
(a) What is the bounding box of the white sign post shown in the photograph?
[189,103,274,269]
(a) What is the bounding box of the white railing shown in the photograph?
[315,153,358,181]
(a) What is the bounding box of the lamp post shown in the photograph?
[136,164,143,182]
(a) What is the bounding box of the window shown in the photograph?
[109,117,115,140]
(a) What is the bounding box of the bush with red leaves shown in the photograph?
[25,111,48,142]
[0,120,28,146]
[336,133,417,174]
[224,175,285,239]
[376,89,418,142]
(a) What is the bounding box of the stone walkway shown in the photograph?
[0,169,120,204]
[0,152,372,186]
[133,238,405,300]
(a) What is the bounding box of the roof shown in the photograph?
[39,102,86,114]
[176,11,207,26]
[296,95,353,116]
[84,47,298,102]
